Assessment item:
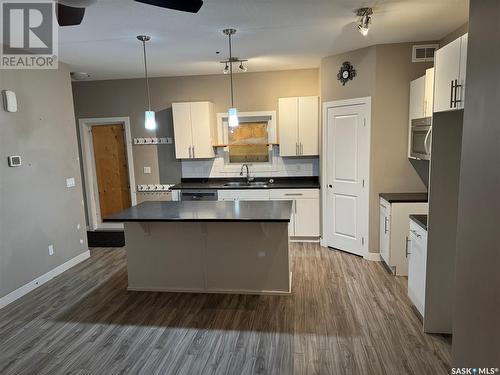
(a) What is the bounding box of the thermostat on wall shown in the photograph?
[2,90,17,113]
[8,155,22,167]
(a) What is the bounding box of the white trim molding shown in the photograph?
[364,252,383,262]
[0,251,90,310]
[78,117,137,231]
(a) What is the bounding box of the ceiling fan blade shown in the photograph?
[134,0,203,13]
[57,4,86,26]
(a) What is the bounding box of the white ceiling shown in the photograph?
[59,0,468,80]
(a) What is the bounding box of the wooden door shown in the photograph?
[325,103,370,256]
[278,97,299,156]
[298,96,319,156]
[190,102,215,158]
[433,37,461,113]
[172,102,193,159]
[91,124,131,218]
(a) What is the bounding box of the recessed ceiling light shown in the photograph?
[70,72,91,81]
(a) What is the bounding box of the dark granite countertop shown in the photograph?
[170,177,320,190]
[410,214,428,231]
[379,192,428,203]
[103,201,293,223]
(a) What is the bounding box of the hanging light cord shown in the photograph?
[228,32,234,108]
[141,39,151,112]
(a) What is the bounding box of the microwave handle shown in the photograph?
[424,128,432,155]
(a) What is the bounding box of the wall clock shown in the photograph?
[337,61,356,86]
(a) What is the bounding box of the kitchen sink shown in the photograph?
[223,181,269,188]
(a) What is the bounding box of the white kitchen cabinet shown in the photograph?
[278,96,319,157]
[217,188,320,238]
[408,219,428,317]
[379,197,428,276]
[217,189,270,201]
[269,189,319,238]
[172,101,216,159]
[409,68,435,121]
[434,34,468,112]
[409,76,425,120]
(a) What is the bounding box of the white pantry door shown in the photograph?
[324,101,370,256]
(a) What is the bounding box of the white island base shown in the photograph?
[124,221,291,295]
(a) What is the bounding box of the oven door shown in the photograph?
[410,120,432,160]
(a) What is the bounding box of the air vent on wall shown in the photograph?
[412,44,439,62]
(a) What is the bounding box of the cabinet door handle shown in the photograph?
[188,146,192,158]
[285,193,303,196]
[450,80,455,108]
[296,142,298,156]
[454,79,463,108]
[405,236,411,257]
[192,145,195,158]
[384,217,389,234]
[300,143,303,155]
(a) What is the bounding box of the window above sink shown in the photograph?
[215,111,278,173]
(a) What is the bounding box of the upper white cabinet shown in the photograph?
[172,101,216,159]
[434,34,468,113]
[278,96,319,156]
[409,68,434,120]
[409,76,425,120]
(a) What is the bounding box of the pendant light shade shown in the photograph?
[137,35,156,130]
[228,107,239,128]
[145,110,156,130]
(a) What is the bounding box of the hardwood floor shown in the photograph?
[0,244,451,375]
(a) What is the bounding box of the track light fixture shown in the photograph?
[356,7,373,36]
[221,28,248,128]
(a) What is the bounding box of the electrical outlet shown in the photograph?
[143,166,151,174]
[48,245,54,256]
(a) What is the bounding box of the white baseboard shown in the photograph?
[364,252,382,262]
[0,250,90,310]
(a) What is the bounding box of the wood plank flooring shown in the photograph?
[0,244,451,375]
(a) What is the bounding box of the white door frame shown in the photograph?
[320,97,371,258]
[79,117,137,231]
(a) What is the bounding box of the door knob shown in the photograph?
[328,184,333,188]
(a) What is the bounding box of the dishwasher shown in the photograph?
[180,189,218,201]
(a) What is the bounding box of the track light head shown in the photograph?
[355,7,372,36]
[239,62,247,72]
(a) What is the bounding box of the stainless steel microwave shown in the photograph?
[410,117,432,160]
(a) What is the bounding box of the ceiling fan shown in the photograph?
[56,0,204,26]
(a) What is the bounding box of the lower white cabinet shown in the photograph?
[379,197,428,276]
[218,188,320,238]
[408,220,428,317]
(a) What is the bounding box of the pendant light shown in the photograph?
[356,7,373,36]
[137,35,156,130]
[223,28,239,128]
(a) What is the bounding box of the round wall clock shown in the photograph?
[337,61,356,86]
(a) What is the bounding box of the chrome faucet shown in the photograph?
[240,164,254,184]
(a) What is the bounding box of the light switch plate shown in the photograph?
[66,177,75,188]
[48,245,54,256]
[143,166,151,174]
[2,90,17,113]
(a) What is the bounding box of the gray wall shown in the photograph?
[0,64,88,299]
[320,43,431,252]
[452,0,500,367]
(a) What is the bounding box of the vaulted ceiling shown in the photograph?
[59,0,468,80]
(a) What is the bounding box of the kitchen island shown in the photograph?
[104,201,293,295]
